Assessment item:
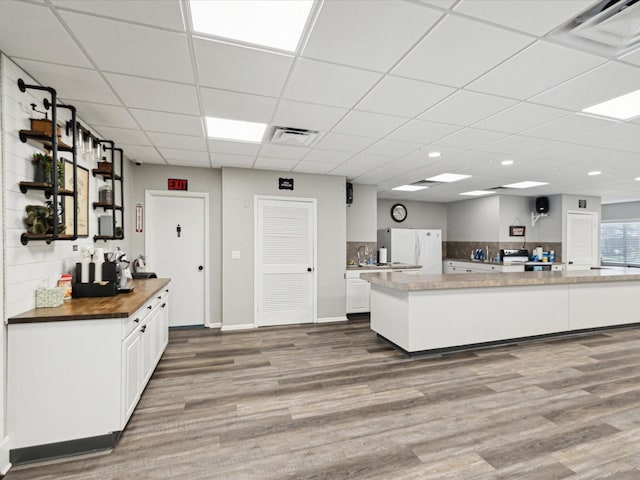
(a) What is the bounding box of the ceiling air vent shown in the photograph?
[552,0,640,56]
[270,126,319,147]
[411,180,441,187]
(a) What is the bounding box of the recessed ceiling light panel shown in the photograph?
[459,190,496,196]
[582,88,640,120]
[426,173,471,183]
[392,185,428,192]
[635,177,640,181]
[501,160,514,166]
[428,151,441,158]
[588,170,602,176]
[189,0,313,52]
[502,181,548,189]
[206,116,267,143]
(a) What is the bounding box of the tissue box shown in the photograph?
[35,287,65,308]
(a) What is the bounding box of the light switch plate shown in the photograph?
[231,250,241,260]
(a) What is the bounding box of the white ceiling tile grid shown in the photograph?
[4,0,640,203]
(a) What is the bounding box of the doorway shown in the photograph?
[145,190,209,327]
[566,210,599,270]
[254,196,317,326]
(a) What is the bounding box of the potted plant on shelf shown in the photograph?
[32,153,64,186]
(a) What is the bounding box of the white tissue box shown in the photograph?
[35,287,65,308]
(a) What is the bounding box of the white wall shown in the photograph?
[130,164,222,325]
[446,195,499,241]
[498,195,562,243]
[2,56,130,318]
[602,201,640,221]
[222,167,346,326]
[377,199,447,238]
[0,53,7,473]
[347,183,377,242]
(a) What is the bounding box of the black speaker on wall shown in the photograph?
[535,196,549,214]
[346,182,353,204]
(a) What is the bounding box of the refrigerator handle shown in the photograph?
[415,232,420,262]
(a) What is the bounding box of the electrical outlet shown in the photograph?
[72,244,78,251]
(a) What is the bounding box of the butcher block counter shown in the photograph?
[362,268,640,355]
[8,277,171,323]
[7,278,171,465]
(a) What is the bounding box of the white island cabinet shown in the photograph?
[7,279,171,465]
[346,265,421,314]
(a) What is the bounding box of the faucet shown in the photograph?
[357,245,368,265]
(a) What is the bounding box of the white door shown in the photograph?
[566,211,599,270]
[255,197,316,326]
[145,191,209,327]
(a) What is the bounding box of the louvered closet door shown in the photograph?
[256,197,316,326]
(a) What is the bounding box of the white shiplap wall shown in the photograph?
[2,55,131,318]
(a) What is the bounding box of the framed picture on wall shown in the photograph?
[64,162,89,237]
[509,225,526,237]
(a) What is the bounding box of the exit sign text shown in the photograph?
[168,178,188,191]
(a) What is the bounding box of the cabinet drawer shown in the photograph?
[122,293,162,339]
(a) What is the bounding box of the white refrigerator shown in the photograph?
[377,228,442,274]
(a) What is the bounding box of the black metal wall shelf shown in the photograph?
[93,142,125,242]
[19,182,73,198]
[92,202,123,210]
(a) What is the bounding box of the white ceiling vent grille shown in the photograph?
[270,126,319,147]
[552,0,640,56]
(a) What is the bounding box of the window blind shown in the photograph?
[601,221,640,265]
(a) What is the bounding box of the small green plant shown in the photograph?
[32,153,64,186]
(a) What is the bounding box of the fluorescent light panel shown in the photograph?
[428,151,441,158]
[582,88,640,120]
[588,171,602,176]
[460,190,495,196]
[189,0,313,51]
[502,181,548,189]
[205,116,267,143]
[392,185,428,192]
[501,160,514,166]
[426,173,471,183]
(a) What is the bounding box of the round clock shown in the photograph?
[390,203,407,223]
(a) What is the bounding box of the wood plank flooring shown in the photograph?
[7,319,640,479]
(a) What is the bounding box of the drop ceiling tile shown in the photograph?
[565,122,640,148]
[259,144,309,160]
[437,127,509,149]
[194,38,292,97]
[531,62,640,111]
[60,11,193,83]
[209,139,261,156]
[105,73,199,115]
[122,145,165,164]
[393,15,532,87]
[468,41,606,100]
[200,87,277,123]
[333,111,407,138]
[619,46,640,66]
[272,100,347,132]
[339,152,396,170]
[254,157,297,171]
[72,101,138,129]
[454,0,593,36]
[304,149,353,164]
[418,0,457,9]
[479,135,552,156]
[292,161,336,174]
[284,58,383,108]
[523,140,589,161]
[302,0,441,72]
[522,114,616,141]
[52,0,185,31]
[15,59,120,104]
[159,148,209,163]
[363,139,423,157]
[130,109,203,136]
[146,132,206,151]
[166,158,210,168]
[474,103,569,134]
[210,152,255,168]
[420,90,517,126]
[387,119,460,143]
[0,2,90,67]
[314,133,377,153]
[94,126,150,146]
[356,76,455,118]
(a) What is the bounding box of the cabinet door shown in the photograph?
[140,315,155,387]
[123,330,141,423]
[346,279,371,313]
[159,297,169,353]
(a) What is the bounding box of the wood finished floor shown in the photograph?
[7,319,640,479]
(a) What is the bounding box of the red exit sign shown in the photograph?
[168,178,188,191]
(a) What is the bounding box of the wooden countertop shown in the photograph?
[362,268,640,291]
[8,278,171,324]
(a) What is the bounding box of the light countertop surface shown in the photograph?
[346,263,421,271]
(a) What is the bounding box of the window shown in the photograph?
[601,221,640,265]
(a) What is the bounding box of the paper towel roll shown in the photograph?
[378,248,388,264]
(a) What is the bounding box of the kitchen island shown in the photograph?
[7,278,171,464]
[362,269,640,355]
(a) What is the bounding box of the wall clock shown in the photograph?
[390,203,407,223]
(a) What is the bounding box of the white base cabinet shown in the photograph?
[346,268,420,313]
[8,284,170,464]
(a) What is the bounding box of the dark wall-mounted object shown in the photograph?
[278,177,294,190]
[346,182,353,204]
[535,197,549,214]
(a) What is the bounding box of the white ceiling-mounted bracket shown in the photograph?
[531,211,549,226]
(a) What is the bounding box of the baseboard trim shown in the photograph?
[317,316,348,323]
[0,436,11,475]
[206,322,222,329]
[221,323,256,332]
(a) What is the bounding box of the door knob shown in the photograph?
[198,265,204,271]
[307,267,312,272]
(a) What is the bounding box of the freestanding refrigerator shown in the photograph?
[377,228,442,274]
